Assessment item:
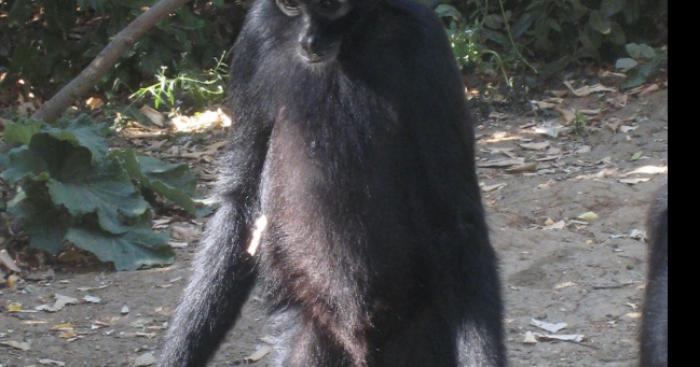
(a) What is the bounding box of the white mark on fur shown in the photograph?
[247,215,268,256]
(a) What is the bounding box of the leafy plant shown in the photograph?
[0,115,204,270]
[436,3,512,85]
[573,109,589,137]
[615,43,667,90]
[129,54,229,111]
[427,0,667,81]
[0,0,239,98]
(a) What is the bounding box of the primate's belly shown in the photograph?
[258,117,424,319]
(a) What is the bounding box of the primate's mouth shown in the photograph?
[298,44,340,64]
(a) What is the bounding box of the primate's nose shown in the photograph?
[300,34,317,56]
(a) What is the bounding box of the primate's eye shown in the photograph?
[276,0,301,16]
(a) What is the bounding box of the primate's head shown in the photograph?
[274,0,360,64]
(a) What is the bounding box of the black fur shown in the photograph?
[159,0,505,365]
[640,182,668,367]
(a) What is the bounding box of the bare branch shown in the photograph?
[32,0,190,122]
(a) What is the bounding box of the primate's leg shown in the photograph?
[449,231,506,367]
[159,118,272,366]
[640,184,668,367]
[159,205,257,366]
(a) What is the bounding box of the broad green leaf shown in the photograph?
[615,58,638,71]
[138,156,196,195]
[47,158,149,234]
[66,226,174,271]
[1,147,48,184]
[4,120,42,145]
[44,119,108,161]
[115,149,198,214]
[28,135,94,182]
[626,43,656,60]
[8,183,68,255]
[621,58,663,90]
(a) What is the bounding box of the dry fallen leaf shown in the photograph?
[139,105,165,127]
[38,358,66,366]
[530,319,568,333]
[639,84,660,96]
[554,281,577,290]
[7,302,23,312]
[85,97,104,111]
[506,162,538,174]
[619,125,638,133]
[481,183,507,193]
[530,99,561,110]
[619,177,651,185]
[542,220,566,231]
[621,165,667,177]
[0,249,21,273]
[1,340,31,351]
[478,158,525,168]
[523,331,538,344]
[535,333,585,343]
[564,81,616,97]
[555,107,575,124]
[36,294,79,312]
[576,212,598,222]
[533,124,569,138]
[519,142,550,151]
[83,295,102,304]
[629,229,646,241]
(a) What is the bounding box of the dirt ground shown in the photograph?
[0,87,667,367]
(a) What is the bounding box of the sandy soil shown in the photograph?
[0,88,667,367]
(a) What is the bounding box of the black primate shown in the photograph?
[640,183,668,367]
[159,0,505,366]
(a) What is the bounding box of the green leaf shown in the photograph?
[1,147,48,184]
[115,149,199,214]
[66,225,174,271]
[621,58,663,90]
[626,43,656,60]
[44,119,108,161]
[47,158,149,234]
[4,120,42,145]
[8,183,69,255]
[615,57,638,71]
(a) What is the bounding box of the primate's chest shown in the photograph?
[259,102,417,234]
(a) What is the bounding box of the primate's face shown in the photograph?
[275,0,354,63]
